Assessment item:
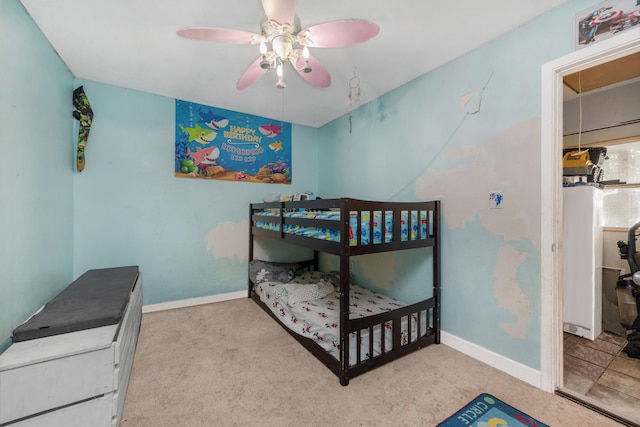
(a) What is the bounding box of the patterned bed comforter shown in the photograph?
[254,210,428,246]
[254,271,427,367]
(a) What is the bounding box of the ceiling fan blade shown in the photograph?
[301,20,380,48]
[176,27,260,44]
[261,0,296,24]
[237,57,269,90]
[294,54,331,88]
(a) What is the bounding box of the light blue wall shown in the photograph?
[318,1,585,370]
[0,0,74,352]
[72,80,319,305]
[0,0,608,374]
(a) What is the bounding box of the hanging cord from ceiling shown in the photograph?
[386,71,494,201]
[348,68,361,106]
[280,85,286,129]
[578,71,583,152]
[347,68,362,134]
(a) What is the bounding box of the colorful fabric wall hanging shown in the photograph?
[72,86,94,172]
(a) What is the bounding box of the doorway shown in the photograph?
[540,27,640,423]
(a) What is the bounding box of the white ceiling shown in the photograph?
[21,0,571,128]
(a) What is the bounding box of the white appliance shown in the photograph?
[562,185,603,340]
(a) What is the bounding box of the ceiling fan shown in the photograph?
[177,0,379,90]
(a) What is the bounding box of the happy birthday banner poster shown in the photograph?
[175,99,292,184]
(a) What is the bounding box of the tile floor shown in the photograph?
[563,331,640,425]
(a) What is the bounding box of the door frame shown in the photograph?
[540,27,640,392]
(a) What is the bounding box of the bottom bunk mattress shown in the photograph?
[252,270,429,367]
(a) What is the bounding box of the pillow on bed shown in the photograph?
[249,260,303,284]
[295,270,341,287]
[276,280,335,307]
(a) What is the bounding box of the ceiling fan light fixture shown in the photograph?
[272,34,293,61]
[260,58,273,69]
[276,62,286,89]
[301,46,312,73]
[259,41,273,69]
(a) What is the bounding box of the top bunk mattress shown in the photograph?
[254,209,428,245]
[250,198,439,253]
[11,266,139,342]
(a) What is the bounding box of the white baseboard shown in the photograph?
[440,331,542,389]
[142,291,246,313]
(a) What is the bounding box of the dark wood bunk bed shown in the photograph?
[248,198,441,385]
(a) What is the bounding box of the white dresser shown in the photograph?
[0,271,142,426]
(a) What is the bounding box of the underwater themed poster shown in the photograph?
[175,99,292,184]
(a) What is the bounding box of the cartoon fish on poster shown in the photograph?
[199,110,229,131]
[188,145,220,166]
[206,118,229,130]
[180,124,217,145]
[258,123,283,138]
[269,141,283,152]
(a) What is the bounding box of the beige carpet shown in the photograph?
[121,299,622,427]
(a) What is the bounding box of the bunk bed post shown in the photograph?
[248,203,254,298]
[339,199,350,386]
[434,201,441,344]
[279,201,285,239]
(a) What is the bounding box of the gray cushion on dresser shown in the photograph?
[11,266,139,342]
